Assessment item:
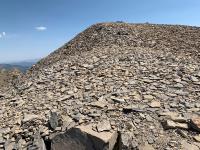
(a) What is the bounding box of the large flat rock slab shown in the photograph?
[51,125,118,150]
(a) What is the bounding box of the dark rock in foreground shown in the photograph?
[51,125,118,150]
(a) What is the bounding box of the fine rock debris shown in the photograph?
[1,22,200,150]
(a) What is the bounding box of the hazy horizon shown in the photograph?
[0,58,40,64]
[1,0,200,62]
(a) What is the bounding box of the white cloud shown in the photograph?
[0,32,17,39]
[35,26,47,31]
[0,32,6,38]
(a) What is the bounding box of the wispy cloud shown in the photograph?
[2,32,6,36]
[0,32,6,38]
[35,26,47,31]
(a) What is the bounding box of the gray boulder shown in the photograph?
[51,125,118,150]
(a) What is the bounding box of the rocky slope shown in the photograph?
[1,22,200,150]
[33,22,200,71]
[0,68,21,97]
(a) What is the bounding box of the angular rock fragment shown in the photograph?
[82,64,94,69]
[149,100,161,108]
[138,142,155,150]
[28,132,46,150]
[4,140,16,150]
[143,95,154,100]
[162,120,188,130]
[111,96,125,103]
[49,112,59,130]
[58,95,73,101]
[159,111,187,123]
[61,115,75,131]
[190,76,199,82]
[181,140,199,150]
[190,117,200,132]
[174,78,182,83]
[194,135,200,142]
[0,127,10,135]
[90,100,106,108]
[123,105,144,113]
[176,129,188,138]
[51,125,118,150]
[173,83,184,88]
[72,113,85,122]
[16,139,27,149]
[23,114,39,122]
[120,132,137,149]
[0,136,5,145]
[142,79,153,83]
[97,120,111,132]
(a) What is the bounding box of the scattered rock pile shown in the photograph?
[33,22,200,71]
[0,68,21,97]
[1,22,200,149]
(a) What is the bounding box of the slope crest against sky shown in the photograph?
[0,0,200,62]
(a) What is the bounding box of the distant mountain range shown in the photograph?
[0,59,39,72]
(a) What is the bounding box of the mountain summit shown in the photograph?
[1,23,200,149]
[33,22,200,71]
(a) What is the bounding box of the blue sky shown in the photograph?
[0,0,200,63]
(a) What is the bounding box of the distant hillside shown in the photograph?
[0,59,39,72]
